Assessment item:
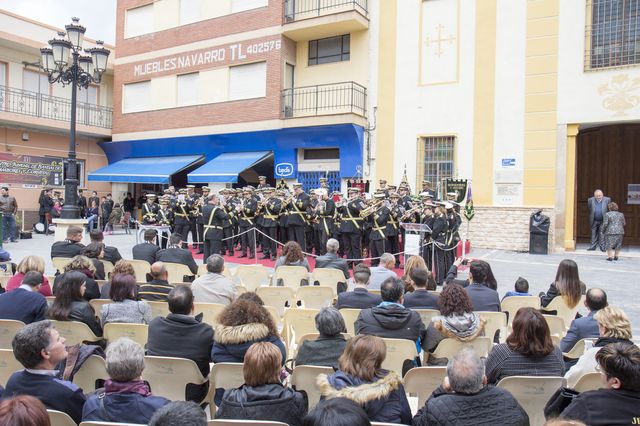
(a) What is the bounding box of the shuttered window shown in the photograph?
[123,81,151,113]
[229,62,267,100]
[126,4,153,38]
[231,0,268,14]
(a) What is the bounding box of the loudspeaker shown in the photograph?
[529,233,548,255]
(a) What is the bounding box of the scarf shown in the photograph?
[594,336,633,348]
[104,379,152,396]
[438,312,481,339]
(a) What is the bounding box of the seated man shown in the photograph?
[465,261,500,312]
[560,288,607,353]
[139,262,173,302]
[4,321,86,423]
[412,348,528,426]
[314,238,350,291]
[155,234,198,278]
[50,226,85,260]
[147,285,214,402]
[334,264,381,309]
[403,267,439,309]
[89,230,122,264]
[368,253,398,290]
[355,277,426,348]
[132,229,160,265]
[0,271,47,324]
[191,254,236,304]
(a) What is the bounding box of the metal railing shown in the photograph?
[284,0,368,22]
[0,85,112,129]
[281,81,366,118]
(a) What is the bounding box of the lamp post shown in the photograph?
[40,18,110,219]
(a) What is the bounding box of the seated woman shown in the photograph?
[86,200,99,232]
[401,255,428,293]
[485,307,564,384]
[81,242,106,280]
[317,335,411,424]
[275,241,310,272]
[446,258,498,290]
[215,342,308,426]
[100,274,152,326]
[565,306,633,388]
[82,338,169,423]
[5,255,52,296]
[53,255,100,300]
[99,260,136,299]
[424,283,486,366]
[50,201,62,219]
[540,259,585,310]
[295,307,348,368]
[48,270,102,337]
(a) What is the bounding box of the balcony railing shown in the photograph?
[284,0,368,22]
[282,81,366,118]
[0,85,112,129]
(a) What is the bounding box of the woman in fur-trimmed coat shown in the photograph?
[317,335,412,424]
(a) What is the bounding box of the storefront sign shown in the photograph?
[275,162,294,177]
[628,184,640,205]
[0,154,63,187]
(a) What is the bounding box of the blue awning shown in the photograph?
[188,151,272,183]
[88,155,204,183]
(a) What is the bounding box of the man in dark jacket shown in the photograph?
[147,285,213,402]
[89,230,122,265]
[0,271,47,324]
[314,238,350,280]
[335,263,381,309]
[403,267,439,309]
[139,262,173,301]
[155,234,198,278]
[355,277,426,348]
[133,229,161,265]
[560,288,607,353]
[50,226,85,260]
[412,348,529,426]
[465,261,500,312]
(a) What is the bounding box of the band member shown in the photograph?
[173,189,192,249]
[378,179,390,197]
[156,196,174,249]
[194,187,209,254]
[287,183,310,248]
[339,187,366,266]
[238,188,257,258]
[319,177,329,190]
[221,189,237,256]
[307,190,319,255]
[141,194,159,225]
[421,180,436,199]
[368,192,390,266]
[257,176,269,189]
[387,192,402,268]
[430,205,449,285]
[258,187,282,260]
[316,189,335,255]
[186,184,198,249]
[202,194,229,261]
[277,190,288,245]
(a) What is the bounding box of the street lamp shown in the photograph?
[40,17,110,219]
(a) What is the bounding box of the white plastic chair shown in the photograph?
[497,376,566,426]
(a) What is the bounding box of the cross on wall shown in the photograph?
[425,24,456,57]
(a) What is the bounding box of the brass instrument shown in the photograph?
[359,199,384,218]
[400,204,424,221]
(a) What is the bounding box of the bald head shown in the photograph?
[150,262,168,281]
[586,288,607,311]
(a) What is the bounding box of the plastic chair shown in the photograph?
[147,301,171,319]
[291,365,335,409]
[501,296,541,325]
[297,332,351,346]
[0,349,21,386]
[89,298,112,315]
[563,338,594,359]
[572,371,602,392]
[414,309,440,328]
[431,337,493,360]
[48,410,77,426]
[477,311,508,343]
[100,260,115,279]
[52,257,72,272]
[50,320,100,345]
[73,354,108,392]
[208,421,288,425]
[265,305,283,332]
[283,308,320,351]
[551,335,560,346]
[163,262,195,283]
[256,287,295,317]
[126,258,151,282]
[543,314,567,338]
[310,268,345,292]
[543,297,580,330]
[0,319,25,349]
[295,286,334,309]
[339,308,361,336]
[497,376,565,426]
[381,338,419,377]
[142,356,209,402]
[274,265,309,289]
[210,362,245,414]
[193,302,226,327]
[235,264,271,291]
[103,323,148,347]
[403,366,447,409]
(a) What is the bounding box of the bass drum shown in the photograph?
[33,222,46,234]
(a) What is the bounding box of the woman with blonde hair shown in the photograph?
[5,255,52,296]
[565,306,634,387]
[52,255,100,300]
[401,255,427,292]
[99,259,137,299]
[540,259,585,310]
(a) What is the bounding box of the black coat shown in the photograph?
[294,335,347,368]
[355,304,426,348]
[103,246,122,265]
[403,289,439,310]
[314,252,350,280]
[155,247,198,275]
[51,240,85,260]
[465,283,501,312]
[335,287,382,310]
[287,192,311,227]
[53,271,100,301]
[132,242,160,265]
[65,300,103,336]
[561,388,640,426]
[202,204,228,240]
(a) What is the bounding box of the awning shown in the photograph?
[188,151,272,183]
[88,155,204,183]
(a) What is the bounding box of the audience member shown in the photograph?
[0,271,47,324]
[412,348,529,426]
[401,255,428,292]
[0,395,51,426]
[485,307,564,383]
[403,267,439,309]
[425,283,485,365]
[295,307,348,368]
[503,277,532,299]
[4,321,86,423]
[100,274,152,325]
[191,254,236,304]
[5,255,52,296]
[149,401,207,426]
[132,229,160,265]
[465,260,501,311]
[147,285,213,402]
[560,343,640,426]
[275,241,310,271]
[99,259,137,299]
[561,288,607,353]
[565,306,633,388]
[368,253,397,290]
[334,263,381,309]
[52,255,100,300]
[318,335,411,424]
[82,338,170,423]
[81,242,106,280]
[314,238,350,281]
[155,234,198,277]
[48,270,102,337]
[216,342,308,425]
[89,229,122,264]
[139,262,173,301]
[302,397,370,426]
[50,226,85,260]
[540,259,585,310]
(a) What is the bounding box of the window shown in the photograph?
[180,0,202,25]
[586,0,640,69]
[123,81,151,113]
[418,136,455,187]
[0,63,6,86]
[126,4,153,38]
[177,72,199,106]
[76,86,98,105]
[229,62,267,100]
[309,35,350,65]
[23,70,49,94]
[303,148,340,160]
[231,0,268,13]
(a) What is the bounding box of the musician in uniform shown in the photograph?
[368,192,390,266]
[257,176,269,190]
[378,179,389,197]
[319,177,329,190]
[276,190,288,245]
[387,192,402,268]
[202,193,229,261]
[141,194,159,225]
[156,196,174,249]
[316,188,335,255]
[445,201,462,271]
[186,185,198,249]
[194,187,209,254]
[173,189,192,249]
[287,183,310,249]
[219,189,234,256]
[421,180,436,199]
[339,187,366,267]
[307,190,319,255]
[258,187,282,260]
[238,188,258,259]
[429,204,449,286]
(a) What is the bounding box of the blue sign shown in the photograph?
[275,162,294,177]
[501,158,516,168]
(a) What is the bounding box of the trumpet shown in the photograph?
[359,199,384,218]
[400,204,423,221]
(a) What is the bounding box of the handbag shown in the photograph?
[543,386,580,419]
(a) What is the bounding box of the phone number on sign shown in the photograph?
[246,40,282,55]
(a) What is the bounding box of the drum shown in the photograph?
[34,222,46,234]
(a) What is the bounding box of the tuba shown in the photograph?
[359,199,384,218]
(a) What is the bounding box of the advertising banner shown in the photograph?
[0,153,64,187]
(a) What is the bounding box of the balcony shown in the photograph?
[283,0,369,41]
[0,85,112,134]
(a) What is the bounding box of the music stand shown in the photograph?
[401,222,434,273]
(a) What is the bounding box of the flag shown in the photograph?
[464,184,475,221]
